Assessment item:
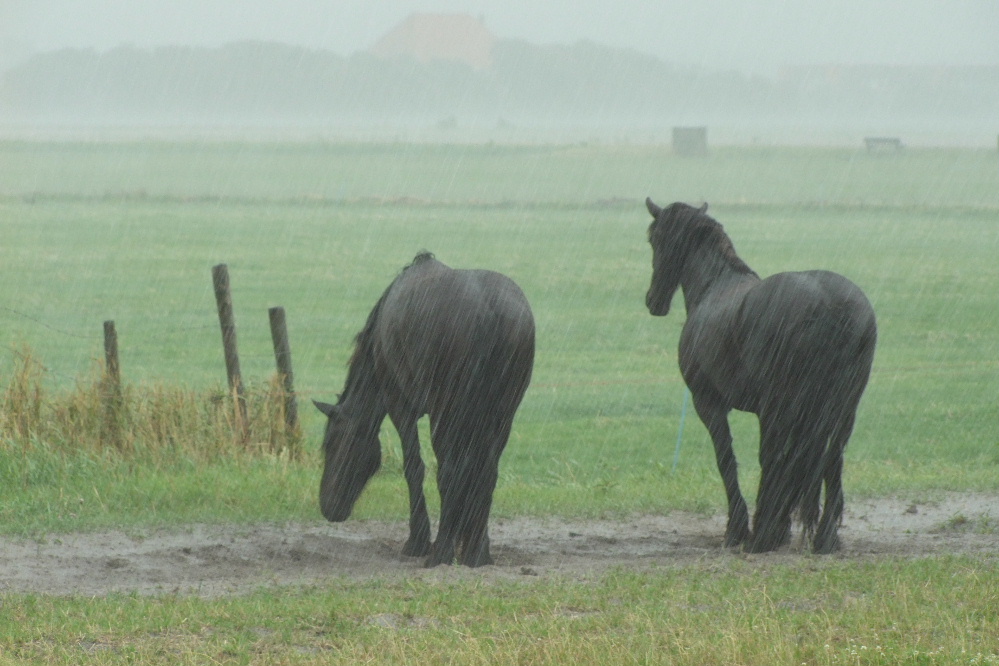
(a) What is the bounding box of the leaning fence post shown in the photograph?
[268,306,299,437]
[211,263,249,443]
[102,320,124,450]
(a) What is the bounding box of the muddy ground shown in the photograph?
[2,493,996,597]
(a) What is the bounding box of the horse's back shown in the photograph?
[739,270,876,393]
[375,258,535,411]
[749,270,875,341]
[382,258,534,346]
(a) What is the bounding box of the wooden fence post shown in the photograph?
[102,320,124,450]
[211,263,249,443]
[103,320,120,386]
[268,306,299,435]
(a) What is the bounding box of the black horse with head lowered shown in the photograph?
[645,200,876,553]
[314,252,535,567]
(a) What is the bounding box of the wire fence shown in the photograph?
[3,276,997,469]
[1,263,300,439]
[5,293,996,394]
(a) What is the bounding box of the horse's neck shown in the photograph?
[681,246,757,312]
[340,349,387,430]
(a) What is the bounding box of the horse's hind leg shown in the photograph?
[457,462,498,567]
[423,413,459,567]
[747,411,795,553]
[425,414,502,568]
[430,449,497,567]
[456,419,511,567]
[425,455,459,567]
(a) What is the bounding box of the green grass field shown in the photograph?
[1,141,998,663]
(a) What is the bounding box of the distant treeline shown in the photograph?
[2,40,996,126]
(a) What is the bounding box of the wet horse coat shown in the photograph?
[645,200,876,553]
[315,253,534,567]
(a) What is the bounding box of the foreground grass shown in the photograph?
[2,557,997,665]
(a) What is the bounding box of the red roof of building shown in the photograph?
[370,13,496,69]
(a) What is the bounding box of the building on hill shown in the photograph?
[370,13,496,69]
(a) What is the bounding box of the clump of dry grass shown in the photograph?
[0,347,45,443]
[0,346,302,463]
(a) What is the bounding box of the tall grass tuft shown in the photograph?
[0,346,45,443]
[0,346,303,464]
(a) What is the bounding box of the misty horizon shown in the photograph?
[4,1,998,76]
[3,3,997,146]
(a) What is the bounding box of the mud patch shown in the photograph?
[1,493,995,597]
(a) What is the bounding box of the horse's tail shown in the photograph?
[795,306,877,542]
[793,399,836,540]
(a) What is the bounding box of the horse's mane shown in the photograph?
[688,209,758,278]
[339,252,436,402]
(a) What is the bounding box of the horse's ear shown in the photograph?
[698,202,709,214]
[313,400,339,418]
[646,197,662,218]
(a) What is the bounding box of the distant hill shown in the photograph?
[0,39,757,125]
[1,14,995,130]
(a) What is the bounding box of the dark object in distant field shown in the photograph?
[672,126,708,156]
[864,136,903,152]
[644,200,877,554]
[314,252,535,567]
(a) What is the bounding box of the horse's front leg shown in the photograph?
[389,412,431,557]
[691,392,750,547]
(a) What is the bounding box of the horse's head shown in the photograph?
[313,399,382,522]
[645,198,709,316]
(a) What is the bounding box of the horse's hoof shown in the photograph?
[402,539,431,557]
[724,513,750,548]
[812,533,841,555]
[743,529,789,554]
[723,528,750,548]
[459,552,494,567]
[423,545,455,568]
[743,540,777,554]
[422,554,451,568]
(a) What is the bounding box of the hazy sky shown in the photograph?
[3,0,998,75]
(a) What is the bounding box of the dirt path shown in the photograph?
[2,493,996,597]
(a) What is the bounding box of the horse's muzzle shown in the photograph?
[319,498,352,522]
[646,289,670,316]
[319,479,357,522]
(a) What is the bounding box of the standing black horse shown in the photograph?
[645,200,876,553]
[314,252,535,567]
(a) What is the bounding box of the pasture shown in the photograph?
[1,140,998,663]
